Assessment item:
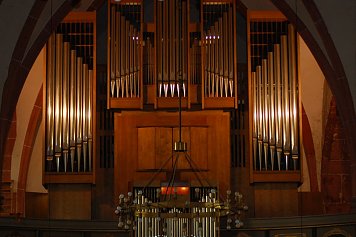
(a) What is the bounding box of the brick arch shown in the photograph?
[0,0,77,182]
[16,87,43,216]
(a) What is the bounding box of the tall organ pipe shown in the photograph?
[274,43,282,170]
[120,15,125,97]
[288,24,299,167]
[83,62,89,171]
[55,33,63,172]
[76,55,83,172]
[116,9,120,97]
[46,34,55,162]
[252,71,258,170]
[88,69,93,171]
[63,41,70,172]
[110,5,116,97]
[268,51,276,170]
[228,5,234,96]
[281,35,290,170]
[262,59,269,170]
[256,65,263,170]
[69,48,77,172]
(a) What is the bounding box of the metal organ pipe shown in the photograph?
[274,43,283,171]
[281,35,291,170]
[62,40,70,172]
[83,62,89,172]
[76,55,83,172]
[268,51,276,170]
[110,6,116,97]
[256,65,263,171]
[262,59,269,170]
[55,33,63,172]
[288,24,299,169]
[88,68,93,172]
[46,34,55,163]
[252,72,258,171]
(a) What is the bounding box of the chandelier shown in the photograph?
[114,135,248,236]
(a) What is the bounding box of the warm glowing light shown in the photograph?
[160,186,190,195]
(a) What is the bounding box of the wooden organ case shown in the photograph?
[44,12,96,184]
[107,0,238,109]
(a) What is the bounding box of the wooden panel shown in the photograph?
[48,184,91,220]
[114,111,230,197]
[204,97,235,108]
[25,192,49,218]
[247,10,286,20]
[155,127,172,169]
[109,98,142,109]
[43,174,93,184]
[254,183,299,218]
[190,127,208,170]
[156,97,189,108]
[137,127,156,169]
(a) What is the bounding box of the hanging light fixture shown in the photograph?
[114,1,248,236]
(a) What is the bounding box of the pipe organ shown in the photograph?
[45,13,96,182]
[107,0,238,109]
[248,13,300,181]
